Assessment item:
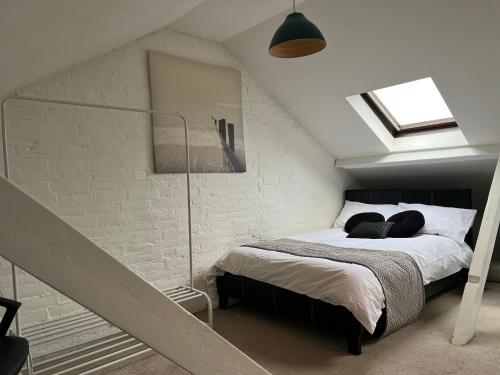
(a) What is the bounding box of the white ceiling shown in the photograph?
[0,0,203,97]
[171,0,307,42]
[2,0,499,164]
[0,0,306,99]
[224,0,500,158]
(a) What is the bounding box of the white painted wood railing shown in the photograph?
[0,175,270,375]
[452,157,500,345]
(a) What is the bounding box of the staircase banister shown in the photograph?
[0,176,270,374]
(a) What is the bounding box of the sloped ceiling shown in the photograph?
[0,0,203,97]
[3,0,499,162]
[171,0,307,42]
[0,0,308,99]
[224,0,500,158]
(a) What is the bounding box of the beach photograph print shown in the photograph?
[148,51,246,173]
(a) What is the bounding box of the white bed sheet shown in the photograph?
[214,228,473,333]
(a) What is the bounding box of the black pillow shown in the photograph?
[345,212,385,233]
[347,221,394,239]
[386,210,425,238]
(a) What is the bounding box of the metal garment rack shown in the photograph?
[1,95,213,374]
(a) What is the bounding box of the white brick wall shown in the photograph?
[0,28,355,327]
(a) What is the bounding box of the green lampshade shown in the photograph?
[269,12,326,58]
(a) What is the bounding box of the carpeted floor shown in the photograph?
[107,283,500,375]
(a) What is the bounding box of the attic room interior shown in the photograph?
[0,0,499,374]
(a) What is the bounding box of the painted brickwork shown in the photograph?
[0,28,354,327]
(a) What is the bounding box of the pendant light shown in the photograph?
[269,0,326,58]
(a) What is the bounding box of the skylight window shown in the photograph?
[361,77,457,137]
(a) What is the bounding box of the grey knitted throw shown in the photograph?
[245,238,425,336]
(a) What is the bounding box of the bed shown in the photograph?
[215,189,475,355]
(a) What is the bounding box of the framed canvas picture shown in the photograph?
[148,51,246,173]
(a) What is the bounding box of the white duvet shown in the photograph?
[214,228,473,333]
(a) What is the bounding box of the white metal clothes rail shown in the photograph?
[1,95,213,374]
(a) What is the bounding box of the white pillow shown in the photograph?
[334,200,401,229]
[398,202,476,244]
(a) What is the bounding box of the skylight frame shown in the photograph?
[360,80,458,138]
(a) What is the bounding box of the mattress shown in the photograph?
[214,228,473,333]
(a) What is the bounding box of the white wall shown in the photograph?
[0,28,355,328]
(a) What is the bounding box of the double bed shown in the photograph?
[214,189,475,355]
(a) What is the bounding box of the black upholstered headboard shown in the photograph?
[345,189,474,247]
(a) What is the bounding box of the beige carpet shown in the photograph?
[107,283,500,375]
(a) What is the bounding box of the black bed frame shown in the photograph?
[216,189,474,355]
